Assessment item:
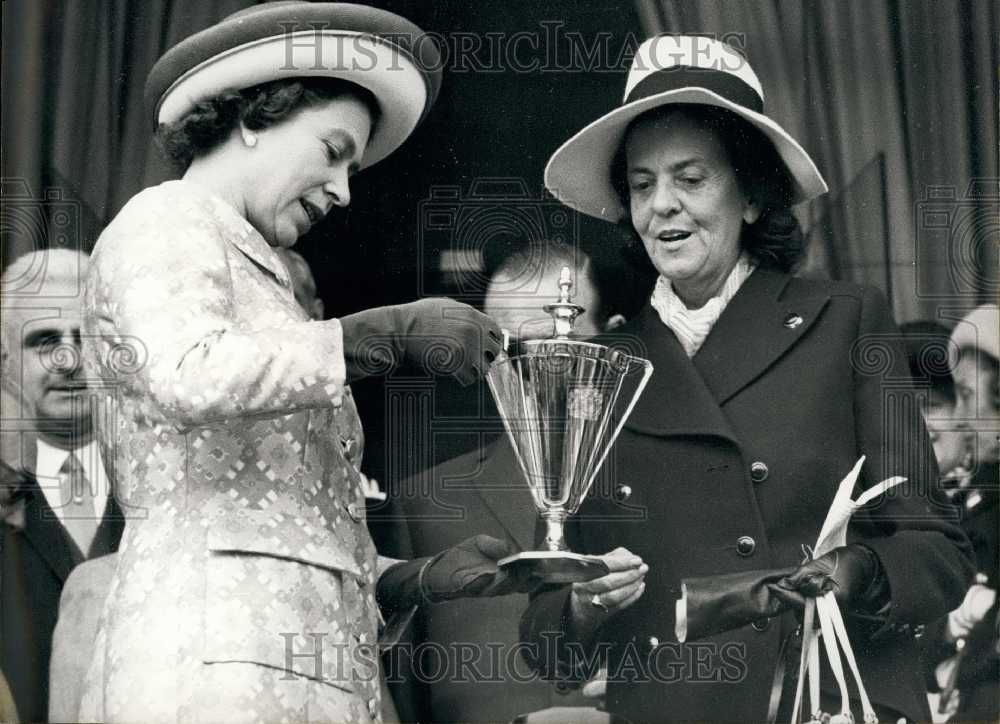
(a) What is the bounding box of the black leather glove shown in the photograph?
[782,544,889,613]
[679,545,889,642]
[377,535,535,616]
[680,567,801,641]
[340,299,503,385]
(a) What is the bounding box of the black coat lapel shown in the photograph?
[604,307,739,443]
[694,269,829,405]
[20,476,79,581]
[89,493,125,558]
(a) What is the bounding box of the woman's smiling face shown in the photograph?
[625,109,757,307]
[242,94,373,248]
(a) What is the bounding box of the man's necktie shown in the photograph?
[57,453,99,556]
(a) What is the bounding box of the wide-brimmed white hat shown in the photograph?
[950,304,999,364]
[545,35,829,222]
[144,2,442,169]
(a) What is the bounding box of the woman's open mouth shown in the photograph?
[657,230,692,243]
[300,199,323,227]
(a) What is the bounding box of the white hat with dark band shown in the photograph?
[544,35,829,222]
[144,2,442,170]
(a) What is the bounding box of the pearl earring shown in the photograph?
[243,132,257,148]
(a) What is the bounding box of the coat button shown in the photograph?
[347,501,364,523]
[736,536,756,557]
[783,313,803,329]
[614,484,633,501]
[752,618,770,632]
[554,680,573,695]
[749,461,769,483]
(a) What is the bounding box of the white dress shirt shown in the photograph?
[34,437,110,522]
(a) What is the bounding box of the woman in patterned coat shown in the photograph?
[78,4,516,722]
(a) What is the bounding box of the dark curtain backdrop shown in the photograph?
[637,0,999,322]
[5,0,995,311]
[1,0,258,262]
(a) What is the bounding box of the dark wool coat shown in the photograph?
[0,465,123,723]
[522,270,974,723]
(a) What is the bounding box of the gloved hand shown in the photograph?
[376,535,535,616]
[947,583,997,641]
[340,299,503,385]
[678,567,800,641]
[678,545,889,642]
[782,544,888,612]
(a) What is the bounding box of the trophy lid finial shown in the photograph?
[543,265,585,338]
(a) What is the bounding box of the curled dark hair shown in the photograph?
[156,77,381,171]
[611,104,806,273]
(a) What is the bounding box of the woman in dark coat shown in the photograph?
[520,34,973,723]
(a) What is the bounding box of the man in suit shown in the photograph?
[0,248,124,722]
[385,241,644,723]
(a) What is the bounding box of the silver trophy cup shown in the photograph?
[486,267,653,583]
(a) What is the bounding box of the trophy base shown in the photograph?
[498,550,610,584]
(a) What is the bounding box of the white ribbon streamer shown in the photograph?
[788,456,906,724]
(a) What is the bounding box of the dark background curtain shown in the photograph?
[1,0,258,256]
[4,1,994,318]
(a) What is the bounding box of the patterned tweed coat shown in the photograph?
[78,181,382,723]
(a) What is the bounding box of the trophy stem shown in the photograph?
[541,510,569,552]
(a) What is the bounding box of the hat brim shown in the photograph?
[145,2,441,169]
[544,88,829,222]
[950,305,1000,364]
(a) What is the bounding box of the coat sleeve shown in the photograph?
[849,285,974,629]
[84,200,347,430]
